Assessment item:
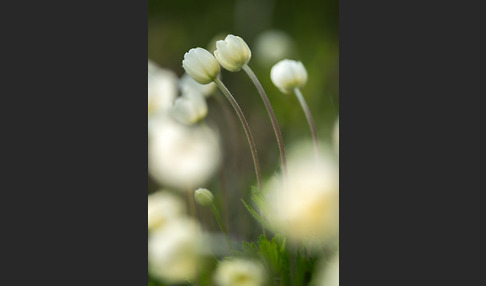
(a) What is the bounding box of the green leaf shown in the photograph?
[258,235,280,273]
[242,241,259,256]
[241,199,272,230]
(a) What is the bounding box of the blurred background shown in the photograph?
[148,0,338,246]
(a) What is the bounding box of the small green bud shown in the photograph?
[194,188,214,206]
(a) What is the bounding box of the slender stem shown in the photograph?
[214,78,263,191]
[210,203,228,235]
[294,87,319,157]
[243,64,288,178]
[218,166,230,235]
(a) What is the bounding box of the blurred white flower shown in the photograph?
[148,60,178,116]
[183,48,220,84]
[315,254,339,286]
[214,34,252,72]
[254,30,294,67]
[148,190,185,231]
[170,89,208,125]
[270,59,308,94]
[179,73,217,97]
[148,115,221,191]
[148,218,204,283]
[214,259,266,286]
[194,188,214,206]
[264,142,339,248]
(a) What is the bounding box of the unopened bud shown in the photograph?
[194,188,214,206]
[214,34,252,72]
[270,59,307,94]
[182,48,220,84]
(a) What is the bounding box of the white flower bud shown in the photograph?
[183,48,220,84]
[270,59,308,93]
[214,34,252,72]
[170,89,208,125]
[194,188,214,206]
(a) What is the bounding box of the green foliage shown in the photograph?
[241,185,273,231]
[241,199,272,231]
[230,234,316,286]
[148,275,166,286]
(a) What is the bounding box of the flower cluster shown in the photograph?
[148,61,221,191]
[148,33,338,286]
[148,191,205,283]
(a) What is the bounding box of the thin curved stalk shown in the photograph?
[214,78,263,191]
[294,87,319,156]
[210,203,228,235]
[242,64,288,178]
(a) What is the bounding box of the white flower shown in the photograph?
[254,30,294,67]
[148,218,204,283]
[214,259,266,286]
[270,59,308,94]
[214,34,252,72]
[148,191,185,231]
[148,60,178,116]
[148,115,221,191]
[170,89,208,125]
[194,188,214,206]
[182,48,220,84]
[179,73,217,97]
[264,142,339,248]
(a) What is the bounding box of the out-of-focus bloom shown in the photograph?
[315,254,339,286]
[270,59,308,94]
[148,190,185,231]
[170,89,208,125]
[148,60,178,116]
[194,188,214,206]
[214,259,266,286]
[148,115,221,191]
[214,34,252,72]
[179,73,217,97]
[148,218,204,283]
[182,48,220,84]
[333,118,339,155]
[254,30,294,67]
[264,142,339,248]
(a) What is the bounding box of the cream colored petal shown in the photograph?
[237,36,251,62]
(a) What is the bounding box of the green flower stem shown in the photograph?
[210,203,228,235]
[243,64,288,179]
[294,87,319,157]
[218,167,231,235]
[214,78,263,191]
